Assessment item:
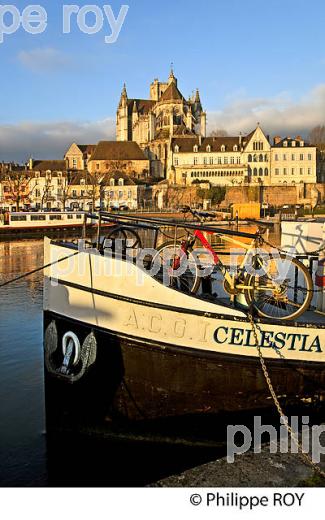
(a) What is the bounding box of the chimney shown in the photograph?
[29,157,33,170]
[273,136,282,145]
[239,132,242,146]
[198,135,202,146]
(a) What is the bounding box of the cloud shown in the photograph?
[18,47,71,73]
[207,84,325,137]
[0,84,324,163]
[0,119,115,162]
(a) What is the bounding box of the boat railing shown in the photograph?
[86,212,260,240]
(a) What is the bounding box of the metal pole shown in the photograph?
[82,213,87,239]
[96,214,102,250]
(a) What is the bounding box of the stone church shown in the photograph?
[116,68,206,177]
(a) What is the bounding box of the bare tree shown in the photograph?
[0,171,33,211]
[308,125,325,149]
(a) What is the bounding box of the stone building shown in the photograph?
[66,171,149,211]
[116,68,206,178]
[28,159,68,210]
[168,126,271,186]
[270,135,317,186]
[65,143,96,170]
[168,125,318,189]
[87,141,150,179]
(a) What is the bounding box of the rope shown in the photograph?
[0,251,80,288]
[248,312,325,479]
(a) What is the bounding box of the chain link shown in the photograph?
[248,312,325,479]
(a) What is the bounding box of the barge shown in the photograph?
[43,213,325,439]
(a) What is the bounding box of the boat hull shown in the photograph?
[43,240,325,436]
[44,310,325,426]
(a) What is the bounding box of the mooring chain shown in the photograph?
[248,313,325,479]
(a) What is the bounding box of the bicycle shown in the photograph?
[153,207,313,321]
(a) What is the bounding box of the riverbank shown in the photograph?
[153,429,325,487]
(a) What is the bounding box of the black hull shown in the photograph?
[44,310,325,440]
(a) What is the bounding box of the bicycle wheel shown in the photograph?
[105,226,142,249]
[244,254,313,321]
[152,241,201,294]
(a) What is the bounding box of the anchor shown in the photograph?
[44,321,97,383]
[59,339,75,375]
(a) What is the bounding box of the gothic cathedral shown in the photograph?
[116,68,206,177]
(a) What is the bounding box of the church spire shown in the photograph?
[119,83,128,108]
[195,88,201,103]
[122,82,128,98]
[168,63,176,85]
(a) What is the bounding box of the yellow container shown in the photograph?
[232,203,261,220]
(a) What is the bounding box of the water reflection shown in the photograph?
[0,224,282,486]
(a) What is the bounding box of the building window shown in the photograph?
[128,190,132,198]
[217,157,222,164]
[264,168,269,176]
[204,157,207,165]
[174,145,179,153]
[209,157,213,165]
[283,168,287,175]
[72,159,77,168]
[291,168,295,175]
[224,157,228,164]
[275,154,279,161]
[206,145,211,152]
[109,191,114,199]
[300,154,304,161]
[248,154,252,162]
[118,191,123,199]
[221,145,225,152]
[96,163,100,170]
[283,141,288,147]
[110,179,115,186]
[193,157,198,165]
[300,141,304,147]
[291,154,295,161]
[193,145,198,152]
[118,178,124,186]
[233,145,238,151]
[300,168,303,175]
[308,168,311,175]
[283,154,287,161]
[230,157,235,164]
[253,142,263,151]
[308,154,312,161]
[292,141,296,147]
[174,158,179,166]
[236,157,241,164]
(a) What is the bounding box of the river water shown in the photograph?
[0,237,229,487]
[0,224,285,486]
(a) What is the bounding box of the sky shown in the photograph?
[0,0,325,161]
